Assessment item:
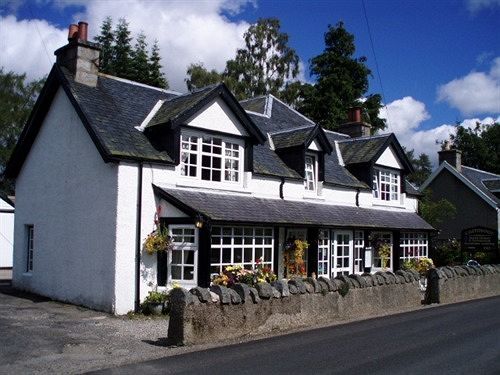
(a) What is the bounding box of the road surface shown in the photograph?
[93,296,500,374]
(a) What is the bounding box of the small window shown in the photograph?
[373,169,399,202]
[304,155,316,191]
[26,225,34,272]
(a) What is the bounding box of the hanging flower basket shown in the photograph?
[144,227,172,255]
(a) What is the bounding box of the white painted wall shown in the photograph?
[0,198,14,268]
[187,98,249,137]
[12,88,119,312]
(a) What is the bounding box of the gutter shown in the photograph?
[134,162,143,313]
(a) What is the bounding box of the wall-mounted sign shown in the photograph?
[461,226,498,253]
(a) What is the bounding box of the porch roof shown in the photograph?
[153,186,434,231]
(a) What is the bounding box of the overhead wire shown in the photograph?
[361,0,390,126]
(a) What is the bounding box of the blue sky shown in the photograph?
[1,0,499,165]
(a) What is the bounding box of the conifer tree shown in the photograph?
[148,40,169,89]
[112,18,133,79]
[94,16,114,74]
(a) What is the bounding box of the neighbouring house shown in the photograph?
[0,195,14,270]
[5,22,433,314]
[421,147,499,262]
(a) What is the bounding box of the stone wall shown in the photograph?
[167,270,423,346]
[425,264,500,304]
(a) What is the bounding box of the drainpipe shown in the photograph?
[356,188,360,207]
[279,177,285,199]
[134,162,143,313]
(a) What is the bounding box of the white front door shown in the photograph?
[168,225,198,288]
[332,230,353,277]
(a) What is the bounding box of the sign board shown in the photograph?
[461,227,498,253]
[364,247,373,268]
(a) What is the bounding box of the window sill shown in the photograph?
[372,200,405,209]
[22,272,33,277]
[302,193,324,201]
[176,178,248,194]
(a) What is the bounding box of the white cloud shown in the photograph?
[0,0,256,91]
[0,15,67,80]
[466,0,500,12]
[380,96,500,167]
[437,57,500,115]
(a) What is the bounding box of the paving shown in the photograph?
[0,282,173,374]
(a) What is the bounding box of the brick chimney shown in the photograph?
[337,107,372,138]
[438,141,462,172]
[54,21,100,87]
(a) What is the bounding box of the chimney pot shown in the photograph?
[77,21,88,41]
[68,24,79,41]
[348,107,362,123]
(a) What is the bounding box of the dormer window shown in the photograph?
[304,154,317,191]
[373,168,399,201]
[180,132,242,183]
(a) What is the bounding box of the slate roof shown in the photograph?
[461,166,500,205]
[337,134,390,165]
[147,85,218,128]
[154,186,434,230]
[6,66,407,193]
[270,125,315,149]
[61,66,179,163]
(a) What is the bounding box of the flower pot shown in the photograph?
[147,302,164,315]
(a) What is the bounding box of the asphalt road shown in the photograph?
[93,296,500,375]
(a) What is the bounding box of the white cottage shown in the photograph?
[0,195,14,270]
[5,22,433,314]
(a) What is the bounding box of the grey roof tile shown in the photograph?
[337,135,390,165]
[461,166,500,205]
[62,68,178,163]
[155,186,434,230]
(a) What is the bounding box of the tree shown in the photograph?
[131,32,150,84]
[299,22,386,133]
[185,63,223,92]
[405,148,432,187]
[419,189,456,228]
[112,18,133,79]
[447,122,500,174]
[225,18,299,100]
[94,16,114,73]
[94,18,168,89]
[0,69,44,194]
[148,40,169,89]
[185,18,300,102]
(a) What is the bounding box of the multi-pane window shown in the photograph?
[373,169,399,202]
[317,229,330,277]
[304,155,316,191]
[333,232,352,277]
[354,230,364,274]
[180,134,242,183]
[170,226,197,283]
[210,226,273,275]
[400,232,428,261]
[26,225,34,272]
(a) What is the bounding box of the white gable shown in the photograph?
[0,198,13,210]
[308,139,322,152]
[187,98,249,137]
[375,146,403,169]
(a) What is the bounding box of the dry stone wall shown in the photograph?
[425,264,500,304]
[167,271,422,345]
